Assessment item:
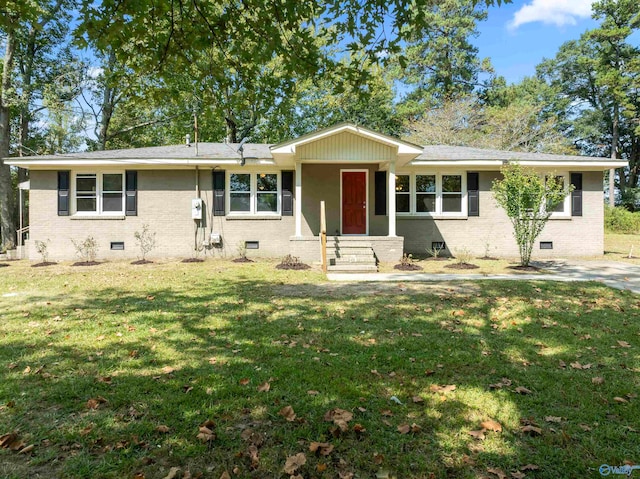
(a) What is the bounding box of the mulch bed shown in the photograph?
[0,263,9,268]
[424,257,450,261]
[393,263,423,271]
[276,263,311,270]
[32,262,57,267]
[232,257,254,263]
[508,265,541,272]
[479,256,499,261]
[72,261,102,267]
[131,260,154,265]
[445,263,480,270]
[182,258,204,263]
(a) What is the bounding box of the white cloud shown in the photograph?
[508,0,595,30]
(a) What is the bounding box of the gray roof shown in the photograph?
[416,145,615,163]
[7,141,622,165]
[14,143,274,161]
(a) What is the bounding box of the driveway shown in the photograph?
[327,259,640,294]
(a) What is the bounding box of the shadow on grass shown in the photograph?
[1,275,638,478]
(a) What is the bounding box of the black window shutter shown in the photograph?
[467,172,479,217]
[213,170,225,216]
[570,172,582,217]
[375,171,387,215]
[125,171,138,216]
[57,171,70,216]
[281,170,294,216]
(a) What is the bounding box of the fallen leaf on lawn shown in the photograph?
[412,396,424,403]
[397,424,411,434]
[309,442,334,456]
[324,408,353,426]
[579,424,592,431]
[196,419,216,442]
[208,357,217,365]
[239,378,250,386]
[487,467,507,479]
[248,444,259,467]
[279,405,297,422]
[156,425,170,433]
[617,341,631,348]
[511,471,526,479]
[481,419,502,432]
[96,376,112,384]
[468,429,486,440]
[162,366,175,374]
[219,472,231,479]
[613,397,628,403]
[96,335,105,341]
[592,377,605,385]
[520,464,540,471]
[317,463,328,472]
[79,424,93,436]
[0,432,27,452]
[429,384,456,393]
[183,386,193,394]
[353,423,366,433]
[18,444,34,454]
[514,386,532,395]
[257,382,270,392]
[544,416,562,423]
[283,452,306,474]
[380,409,394,417]
[133,473,145,479]
[163,467,180,479]
[307,390,319,395]
[520,425,542,436]
[86,396,108,410]
[452,309,465,316]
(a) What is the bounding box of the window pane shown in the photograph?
[416,175,436,193]
[416,193,436,212]
[257,174,277,191]
[230,174,250,192]
[395,175,409,192]
[442,194,462,212]
[230,193,250,211]
[442,175,462,192]
[396,194,410,213]
[103,174,122,192]
[103,193,123,212]
[257,193,277,212]
[77,176,96,193]
[77,198,96,212]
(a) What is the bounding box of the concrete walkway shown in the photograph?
[327,259,640,294]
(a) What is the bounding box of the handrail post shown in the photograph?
[320,201,327,273]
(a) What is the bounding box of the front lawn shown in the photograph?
[0,260,638,479]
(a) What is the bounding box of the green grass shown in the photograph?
[605,233,640,264]
[0,259,638,479]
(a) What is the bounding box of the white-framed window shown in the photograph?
[546,173,571,217]
[395,172,467,216]
[228,171,280,215]
[74,172,124,215]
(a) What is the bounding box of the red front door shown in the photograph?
[342,171,367,234]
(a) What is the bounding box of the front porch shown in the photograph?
[289,235,404,265]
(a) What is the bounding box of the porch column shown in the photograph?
[295,161,302,237]
[388,161,396,237]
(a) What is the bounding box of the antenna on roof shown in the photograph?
[185,134,191,147]
[237,137,248,166]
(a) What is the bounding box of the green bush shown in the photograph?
[605,206,640,234]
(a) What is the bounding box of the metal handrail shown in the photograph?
[17,226,29,247]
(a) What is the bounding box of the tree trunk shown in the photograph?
[0,28,17,250]
[97,50,116,151]
[609,101,619,207]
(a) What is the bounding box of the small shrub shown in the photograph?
[400,253,413,265]
[426,244,445,258]
[605,206,640,234]
[394,253,423,271]
[237,241,247,260]
[454,248,473,265]
[71,236,99,263]
[134,224,157,261]
[276,254,310,270]
[34,239,50,263]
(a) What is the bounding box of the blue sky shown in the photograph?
[475,0,599,83]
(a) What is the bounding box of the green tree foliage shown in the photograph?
[395,0,493,118]
[492,163,571,266]
[537,0,640,207]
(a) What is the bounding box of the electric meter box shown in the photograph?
[191,198,203,219]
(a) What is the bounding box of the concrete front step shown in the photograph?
[327,264,378,273]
